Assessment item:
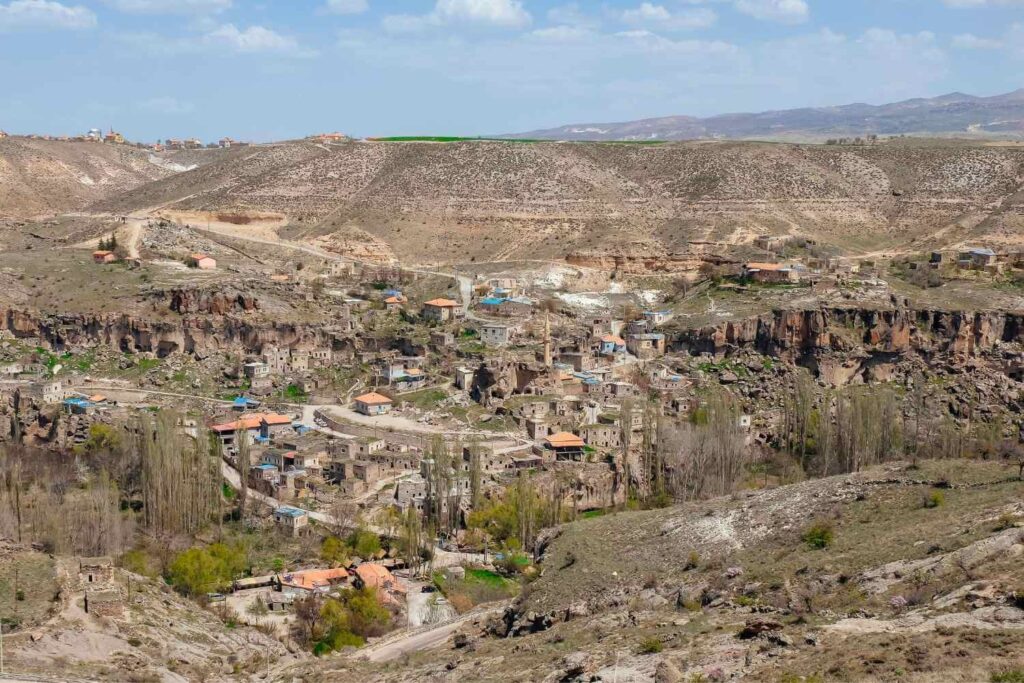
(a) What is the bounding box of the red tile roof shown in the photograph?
[354,392,393,406]
[280,567,349,590]
[210,413,291,433]
[423,298,459,308]
[545,432,585,448]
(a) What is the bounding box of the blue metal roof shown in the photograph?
[274,506,306,517]
[480,297,506,306]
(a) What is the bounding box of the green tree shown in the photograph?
[321,536,350,566]
[169,547,227,596]
[348,529,381,559]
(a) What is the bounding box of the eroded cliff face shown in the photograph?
[674,307,1024,360]
[1,306,340,357]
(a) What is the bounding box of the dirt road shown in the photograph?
[361,604,507,663]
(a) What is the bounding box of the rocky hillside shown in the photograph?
[84,138,1024,265]
[505,89,1024,142]
[0,137,229,219]
[294,460,1024,682]
[1,545,293,682]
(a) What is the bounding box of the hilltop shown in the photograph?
[82,138,1024,266]
[0,137,230,219]
[505,89,1024,142]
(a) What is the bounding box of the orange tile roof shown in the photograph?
[93,250,113,257]
[281,567,349,590]
[354,563,405,592]
[384,295,405,304]
[210,412,291,433]
[190,253,212,261]
[354,392,393,405]
[601,335,626,345]
[88,394,107,403]
[424,298,459,308]
[545,431,585,448]
[745,262,785,271]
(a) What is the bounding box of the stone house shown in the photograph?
[79,557,114,586]
[580,423,620,449]
[84,589,123,617]
[626,333,666,360]
[353,392,393,416]
[273,506,309,537]
[481,324,511,346]
[422,298,460,322]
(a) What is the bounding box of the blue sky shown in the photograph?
[0,0,1021,142]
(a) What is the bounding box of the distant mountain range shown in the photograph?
[502,89,1024,142]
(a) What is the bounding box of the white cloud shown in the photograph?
[380,13,434,33]
[137,96,195,114]
[546,3,597,28]
[734,0,808,23]
[0,0,95,30]
[324,0,368,14]
[435,0,531,27]
[104,0,230,14]
[620,3,717,30]
[382,0,530,33]
[951,32,1003,48]
[615,29,737,54]
[528,25,596,42]
[203,23,304,54]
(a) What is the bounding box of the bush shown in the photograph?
[684,551,700,571]
[922,491,945,509]
[994,513,1018,531]
[801,521,834,550]
[638,637,663,654]
[347,529,381,559]
[992,672,1024,683]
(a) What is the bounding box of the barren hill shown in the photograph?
[89,139,1024,265]
[0,137,228,218]
[505,88,1024,142]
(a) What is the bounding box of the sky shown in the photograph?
[0,0,1021,142]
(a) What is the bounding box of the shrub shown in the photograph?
[684,551,700,571]
[994,513,1018,531]
[922,492,945,509]
[991,671,1024,683]
[801,521,834,550]
[638,637,663,654]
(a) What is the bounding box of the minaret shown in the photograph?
[543,311,552,368]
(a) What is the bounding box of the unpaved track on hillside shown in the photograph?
[360,604,508,663]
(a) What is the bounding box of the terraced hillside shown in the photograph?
[87,139,1024,265]
[0,137,228,218]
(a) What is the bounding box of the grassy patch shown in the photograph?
[399,388,447,409]
[433,566,519,611]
